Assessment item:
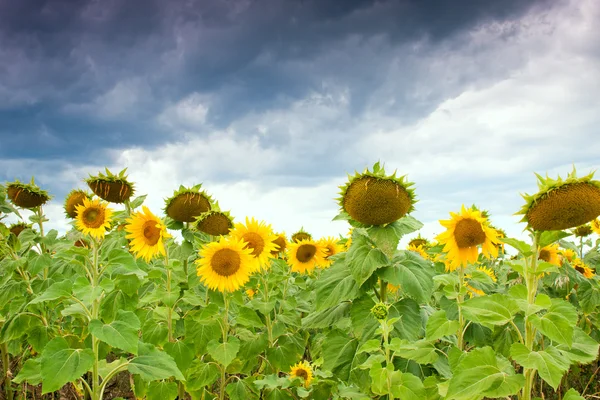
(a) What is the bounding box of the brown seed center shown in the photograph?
[295,369,308,379]
[271,236,287,255]
[242,232,265,257]
[210,248,241,276]
[82,207,105,229]
[454,218,486,248]
[297,244,317,263]
[142,221,161,245]
[538,249,551,262]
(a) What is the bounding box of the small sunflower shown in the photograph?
[291,228,312,243]
[75,198,113,239]
[231,217,278,271]
[494,228,507,253]
[571,258,595,279]
[246,288,257,299]
[538,244,562,267]
[559,248,577,263]
[408,235,429,249]
[592,219,600,235]
[271,232,288,257]
[9,223,30,237]
[86,168,134,204]
[165,185,212,223]
[287,239,326,274]
[573,224,593,238]
[465,283,485,298]
[318,236,344,267]
[338,162,417,226]
[436,205,499,270]
[289,361,313,388]
[407,244,429,260]
[476,266,497,282]
[125,206,171,262]
[517,168,600,231]
[64,190,90,218]
[387,283,400,294]
[345,228,354,250]
[74,239,89,248]
[196,236,255,292]
[195,210,234,236]
[6,179,51,208]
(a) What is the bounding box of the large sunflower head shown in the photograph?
[289,361,313,388]
[291,228,312,243]
[195,236,255,292]
[125,206,171,262]
[195,210,234,236]
[86,168,135,204]
[592,219,600,235]
[517,168,600,231]
[436,205,499,269]
[6,179,51,209]
[337,162,417,226]
[318,236,344,267]
[230,217,278,271]
[9,222,30,237]
[64,190,90,218]
[75,197,114,239]
[538,244,562,266]
[271,232,288,257]
[286,239,326,274]
[573,224,593,238]
[165,184,213,223]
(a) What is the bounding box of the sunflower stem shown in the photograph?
[165,245,174,343]
[522,231,541,400]
[457,265,465,351]
[219,294,230,400]
[260,273,274,345]
[379,279,387,303]
[36,206,49,278]
[91,238,101,400]
[1,342,13,400]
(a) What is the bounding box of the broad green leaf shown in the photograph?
[379,251,434,303]
[236,306,264,328]
[578,279,600,314]
[164,340,195,372]
[322,330,359,382]
[461,294,519,326]
[142,319,169,346]
[529,300,577,346]
[555,327,600,364]
[563,388,585,400]
[227,380,251,400]
[539,230,571,248]
[347,233,389,286]
[98,358,129,380]
[13,358,42,385]
[301,302,350,329]
[147,381,178,400]
[510,344,570,390]
[357,339,382,354]
[501,237,532,255]
[128,343,184,381]
[185,360,219,391]
[508,285,551,315]
[266,335,303,371]
[106,248,146,277]
[265,388,294,400]
[89,319,139,355]
[369,363,425,399]
[207,337,240,367]
[40,337,94,394]
[29,280,72,304]
[390,299,422,341]
[315,260,359,311]
[367,223,402,256]
[185,319,221,354]
[388,338,439,365]
[426,310,459,341]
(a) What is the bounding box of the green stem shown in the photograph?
[36,206,48,279]
[1,343,13,400]
[379,279,387,303]
[165,246,174,343]
[260,273,274,345]
[522,231,541,400]
[91,239,101,400]
[457,266,465,351]
[178,381,186,400]
[219,295,230,400]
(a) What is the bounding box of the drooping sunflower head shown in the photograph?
[9,222,30,237]
[318,236,344,267]
[165,184,213,223]
[125,206,171,262]
[270,232,288,257]
[573,224,593,238]
[408,235,429,249]
[476,266,497,282]
[6,179,51,209]
[64,190,90,219]
[559,248,577,263]
[571,258,595,279]
[86,168,134,204]
[291,228,312,243]
[75,197,114,239]
[592,219,600,235]
[517,168,600,231]
[436,205,499,269]
[289,361,313,388]
[230,217,278,271]
[195,236,255,293]
[286,239,326,274]
[337,162,417,226]
[538,243,562,267]
[195,210,234,236]
[407,244,429,260]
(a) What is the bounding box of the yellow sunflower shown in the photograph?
[125,206,171,262]
[230,217,278,271]
[387,283,400,294]
[407,244,429,260]
[465,283,485,298]
[408,235,429,249]
[287,239,326,274]
[270,232,288,257]
[436,205,499,270]
[538,244,562,267]
[75,197,113,239]
[559,248,577,263]
[571,258,595,279]
[196,236,255,292]
[246,288,257,299]
[318,236,344,267]
[289,361,313,388]
[476,266,497,282]
[591,219,600,235]
[345,228,354,250]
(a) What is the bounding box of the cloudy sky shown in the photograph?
[1,0,599,243]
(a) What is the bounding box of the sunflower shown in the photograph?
[345,228,354,250]
[271,232,288,257]
[476,266,497,282]
[9,223,30,237]
[592,219,600,235]
[387,283,400,294]
[408,235,429,249]
[573,224,593,238]
[436,205,499,270]
[338,162,416,226]
[538,244,562,267]
[6,180,51,208]
[165,185,212,223]
[287,239,326,274]
[494,228,506,253]
[291,229,312,243]
[74,197,113,239]
[407,244,429,260]
[559,248,577,263]
[318,236,344,267]
[289,361,313,388]
[64,190,90,218]
[196,236,255,292]
[246,288,257,299]
[517,168,600,231]
[465,283,485,298]
[571,258,595,279]
[230,217,278,271]
[125,206,171,262]
[195,210,234,236]
[86,168,134,204]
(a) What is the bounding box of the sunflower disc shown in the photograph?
[196,212,233,236]
[291,231,312,243]
[9,223,28,237]
[64,190,89,218]
[88,180,133,204]
[167,193,212,223]
[7,185,50,208]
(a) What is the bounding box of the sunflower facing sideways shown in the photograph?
[230,217,278,271]
[318,236,344,267]
[125,206,171,262]
[75,197,113,239]
[538,243,562,267]
[196,236,255,292]
[436,205,499,270]
[591,219,600,235]
[289,361,313,388]
[287,239,326,274]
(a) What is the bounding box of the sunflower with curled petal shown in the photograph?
[125,206,171,262]
[436,205,499,270]
[289,361,313,388]
[318,236,344,267]
[196,236,255,292]
[75,197,113,239]
[287,239,326,274]
[230,217,278,271]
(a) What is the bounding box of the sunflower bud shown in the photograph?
[371,302,389,321]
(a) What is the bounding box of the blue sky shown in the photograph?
[1,0,599,243]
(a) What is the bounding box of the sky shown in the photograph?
[1,0,599,244]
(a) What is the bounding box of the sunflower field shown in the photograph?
[1,162,600,400]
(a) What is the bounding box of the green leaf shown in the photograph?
[529,299,577,346]
[147,381,178,400]
[426,310,460,341]
[185,360,220,391]
[266,335,303,371]
[461,294,519,326]
[367,223,403,256]
[106,248,146,278]
[315,260,359,311]
[207,337,240,367]
[89,319,139,355]
[357,339,382,355]
[98,358,129,380]
[227,380,251,400]
[347,233,389,286]
[388,338,439,365]
[555,327,600,364]
[578,279,600,314]
[29,280,72,304]
[539,230,571,248]
[322,330,359,382]
[185,319,221,354]
[301,302,350,329]
[563,388,585,400]
[266,388,294,400]
[236,306,264,328]
[500,237,532,256]
[508,285,551,315]
[510,344,570,390]
[128,343,185,382]
[13,358,42,385]
[379,251,434,303]
[390,299,422,341]
[164,341,195,373]
[369,363,426,399]
[40,337,95,394]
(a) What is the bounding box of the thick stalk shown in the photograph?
[219,295,230,400]
[164,246,174,343]
[91,239,101,400]
[1,343,13,400]
[36,206,48,280]
[457,266,465,351]
[379,279,387,303]
[259,274,274,345]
